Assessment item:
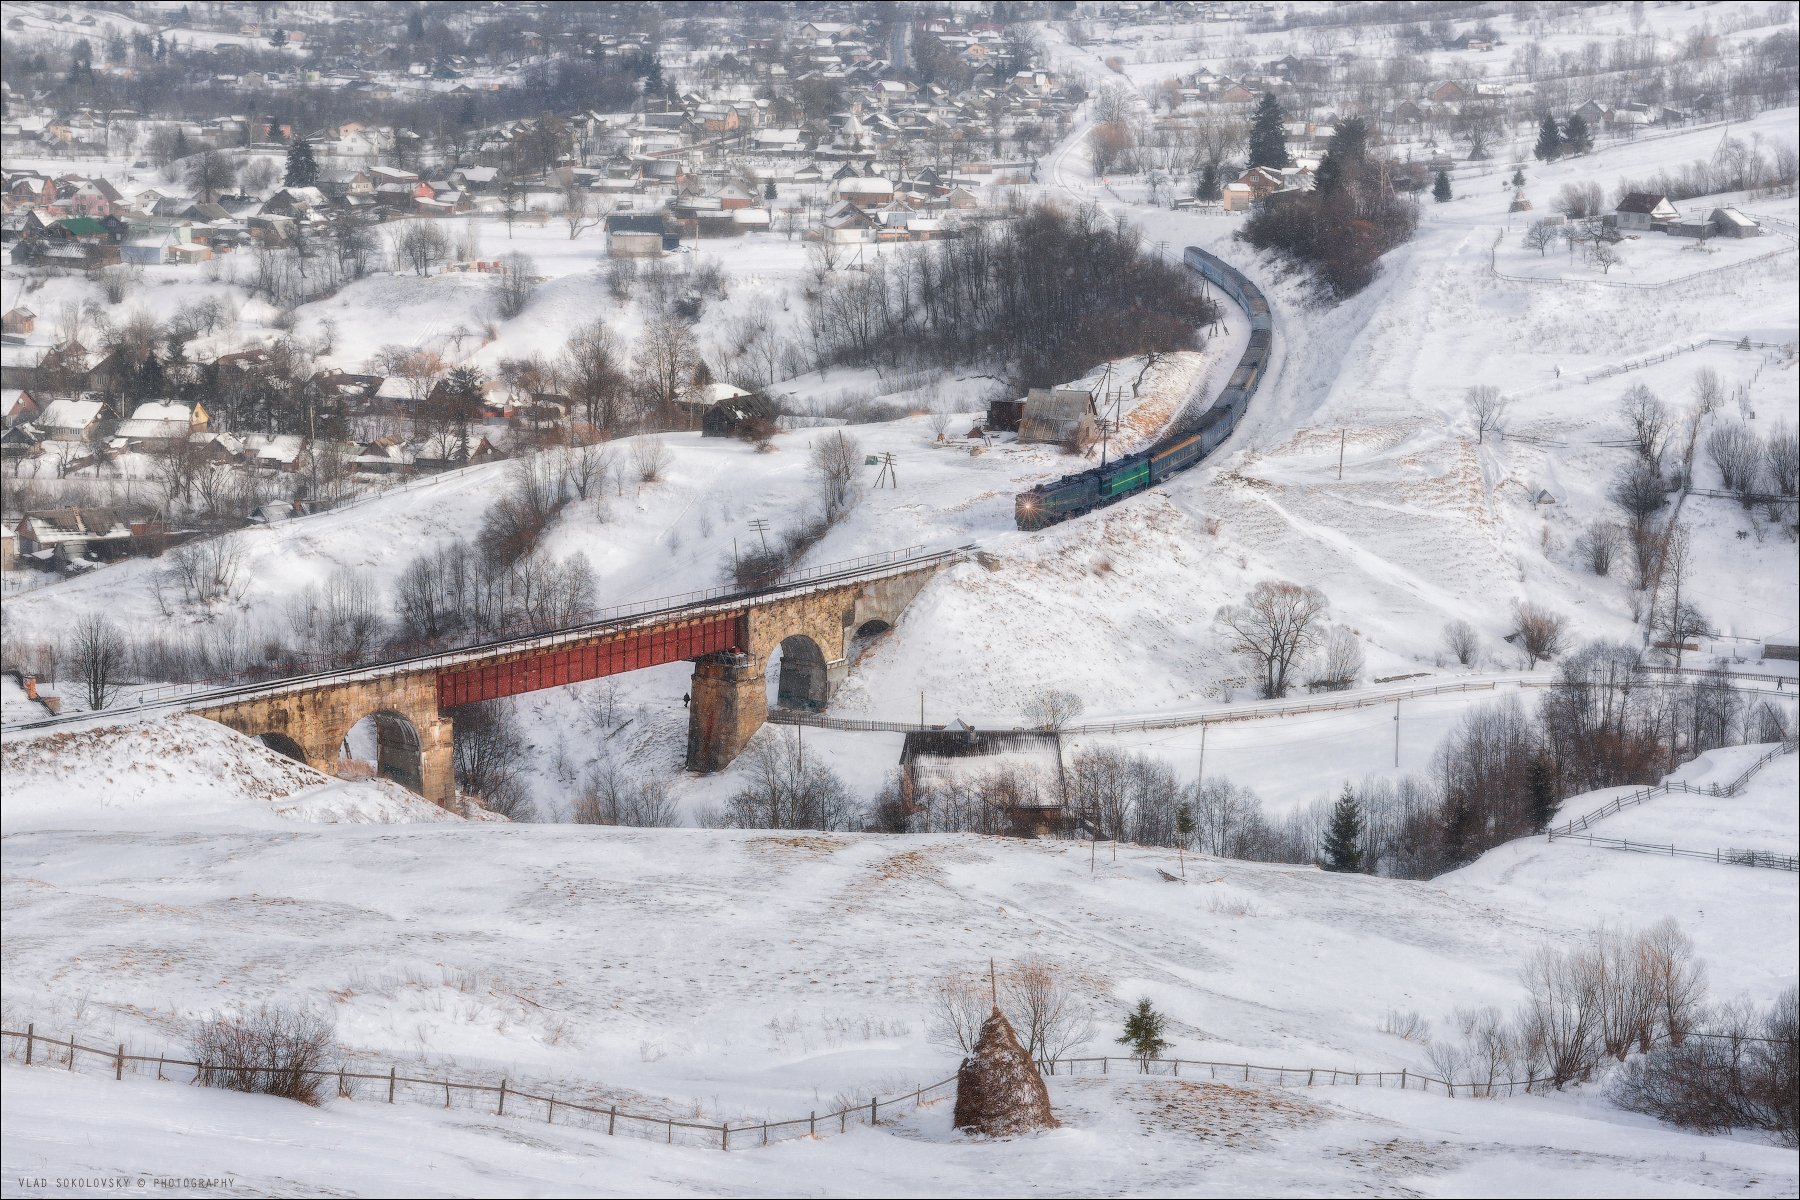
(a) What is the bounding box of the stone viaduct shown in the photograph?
[190,553,954,806]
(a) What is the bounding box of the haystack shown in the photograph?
[953,1007,1057,1136]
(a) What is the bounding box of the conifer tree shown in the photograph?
[1511,167,1526,187]
[1196,160,1221,201]
[1247,93,1291,169]
[1528,756,1558,832]
[284,138,319,188]
[1118,998,1171,1064]
[1320,784,1365,872]
[1533,113,1563,162]
[1433,170,1453,202]
[1563,113,1593,155]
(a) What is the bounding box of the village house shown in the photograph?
[14,505,143,565]
[1614,192,1679,231]
[109,400,207,451]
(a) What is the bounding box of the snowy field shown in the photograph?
[3,4,1797,1192]
[2,723,1794,1195]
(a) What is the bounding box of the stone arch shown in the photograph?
[254,732,309,764]
[339,710,425,794]
[772,633,830,710]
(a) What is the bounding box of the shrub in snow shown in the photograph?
[190,1005,337,1106]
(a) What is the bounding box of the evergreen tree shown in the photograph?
[1432,170,1452,202]
[1533,113,1563,162]
[1195,159,1221,202]
[1247,93,1291,169]
[1320,784,1365,872]
[69,40,95,86]
[443,366,484,464]
[173,128,190,159]
[1528,755,1558,832]
[764,179,778,200]
[1117,998,1171,1063]
[284,138,319,188]
[1511,166,1526,187]
[1563,112,1593,155]
[644,56,664,95]
[407,10,425,40]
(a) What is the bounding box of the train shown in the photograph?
[1013,246,1273,531]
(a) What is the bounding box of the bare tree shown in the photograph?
[1513,601,1568,669]
[634,314,700,428]
[1617,384,1669,466]
[559,439,611,501]
[809,429,863,517]
[1766,423,1800,497]
[451,699,530,818]
[1023,688,1085,731]
[1652,527,1707,668]
[1706,420,1762,502]
[561,185,606,240]
[1466,385,1508,444]
[573,758,678,826]
[1574,521,1623,576]
[1523,220,1559,256]
[69,613,129,710]
[1518,941,1606,1087]
[1690,368,1725,416]
[927,972,991,1055]
[561,319,629,433]
[391,221,450,276]
[1316,626,1364,691]
[1217,580,1330,699]
[613,437,664,488]
[493,252,537,320]
[1002,957,1097,1061]
[1587,240,1622,274]
[183,148,238,204]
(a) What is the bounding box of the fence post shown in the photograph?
[1103,1057,1108,1075]
[722,1123,730,1151]
[870,1097,878,1126]
[666,1119,672,1144]
[1307,1069,1314,1086]
[762,1123,768,1147]
[115,1043,124,1081]
[24,1024,33,1066]
[158,1055,165,1082]
[1401,1069,1407,1089]
[609,1105,616,1135]
[1174,1060,1180,1078]
[1243,1063,1250,1082]
[810,1111,816,1137]
[444,1080,451,1109]
[498,1079,507,1116]
[548,1095,555,1124]
[388,1067,396,1104]
[67,1037,74,1070]
[841,1109,847,1134]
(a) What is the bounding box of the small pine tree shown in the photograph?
[1533,113,1563,162]
[1528,755,1557,832]
[1320,784,1365,873]
[1564,112,1593,155]
[1118,998,1170,1064]
[1247,93,1292,169]
[1433,170,1452,202]
[1175,802,1194,877]
[764,178,777,201]
[1195,159,1221,202]
[284,138,318,188]
[1511,167,1526,187]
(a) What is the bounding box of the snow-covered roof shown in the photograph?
[36,398,103,429]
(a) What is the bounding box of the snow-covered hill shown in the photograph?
[2,741,1793,1196]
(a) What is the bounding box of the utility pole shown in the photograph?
[873,451,897,488]
[919,690,925,728]
[1197,722,1208,786]
[1393,698,1401,768]
[748,518,770,552]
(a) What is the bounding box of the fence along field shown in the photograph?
[1545,737,1798,871]
[3,1024,1586,1153]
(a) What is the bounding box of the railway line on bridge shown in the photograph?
[4,247,1277,803]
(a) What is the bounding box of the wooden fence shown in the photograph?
[1487,227,1798,297]
[0,1025,1565,1150]
[0,1025,956,1151]
[1545,738,1797,870]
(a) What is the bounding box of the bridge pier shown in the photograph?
[686,651,768,773]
